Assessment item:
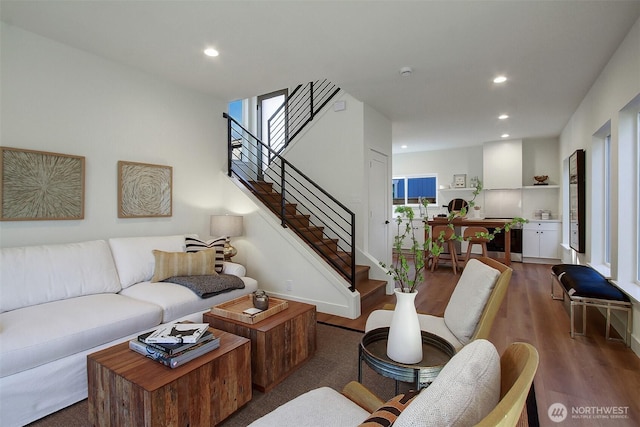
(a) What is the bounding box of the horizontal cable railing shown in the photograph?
[267,79,340,161]
[224,112,356,291]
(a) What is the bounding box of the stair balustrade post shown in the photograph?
[225,113,232,177]
[309,81,314,121]
[280,161,286,228]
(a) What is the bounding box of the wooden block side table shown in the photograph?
[87,328,251,427]
[203,299,316,392]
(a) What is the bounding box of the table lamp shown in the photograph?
[210,215,243,260]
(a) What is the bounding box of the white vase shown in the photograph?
[387,289,423,364]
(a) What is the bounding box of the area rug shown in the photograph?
[27,322,537,426]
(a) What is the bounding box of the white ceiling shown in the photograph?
[2,1,639,153]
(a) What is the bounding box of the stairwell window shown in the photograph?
[393,175,437,206]
[228,99,246,160]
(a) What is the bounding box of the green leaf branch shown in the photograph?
[380,179,527,293]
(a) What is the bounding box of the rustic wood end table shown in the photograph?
[203,299,316,392]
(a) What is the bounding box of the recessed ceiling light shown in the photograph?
[401,145,408,149]
[498,114,509,120]
[493,75,507,84]
[399,67,412,77]
[204,48,219,57]
[501,133,510,138]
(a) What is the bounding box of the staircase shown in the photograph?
[247,178,387,311]
[222,81,386,311]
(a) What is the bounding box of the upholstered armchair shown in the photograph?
[366,257,512,351]
[247,340,539,427]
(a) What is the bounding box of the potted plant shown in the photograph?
[379,180,526,363]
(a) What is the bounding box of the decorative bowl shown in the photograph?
[534,175,548,183]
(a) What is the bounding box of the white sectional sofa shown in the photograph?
[0,234,258,427]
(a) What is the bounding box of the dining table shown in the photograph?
[426,217,513,266]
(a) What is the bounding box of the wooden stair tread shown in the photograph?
[356,278,387,297]
[241,178,388,310]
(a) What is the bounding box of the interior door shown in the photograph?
[369,150,390,264]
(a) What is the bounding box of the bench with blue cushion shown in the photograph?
[551,264,631,346]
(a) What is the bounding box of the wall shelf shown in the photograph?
[523,185,559,189]
[439,187,480,192]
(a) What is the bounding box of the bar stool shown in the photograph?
[430,225,459,274]
[463,226,489,266]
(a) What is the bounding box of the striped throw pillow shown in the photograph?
[358,391,420,427]
[185,236,225,273]
[151,249,217,282]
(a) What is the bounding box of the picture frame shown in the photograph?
[569,149,585,253]
[0,147,85,221]
[453,174,467,188]
[118,161,172,218]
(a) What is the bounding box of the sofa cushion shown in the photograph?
[108,235,185,288]
[0,240,121,313]
[0,293,162,377]
[151,249,217,282]
[444,259,500,344]
[119,276,258,322]
[185,236,225,273]
[247,387,370,427]
[394,339,500,427]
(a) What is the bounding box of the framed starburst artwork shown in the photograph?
[0,147,85,221]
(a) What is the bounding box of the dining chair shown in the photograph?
[430,225,460,274]
[463,226,489,266]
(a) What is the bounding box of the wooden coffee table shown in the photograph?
[87,328,251,426]
[203,299,316,392]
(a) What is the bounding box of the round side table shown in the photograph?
[358,327,456,394]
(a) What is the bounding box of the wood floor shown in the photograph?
[317,261,640,427]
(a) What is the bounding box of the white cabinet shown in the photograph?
[391,219,426,250]
[523,221,560,259]
[483,140,522,189]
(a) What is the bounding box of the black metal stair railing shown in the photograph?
[266,79,340,161]
[223,112,356,291]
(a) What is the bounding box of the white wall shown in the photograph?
[393,145,485,216]
[0,23,228,247]
[284,92,366,246]
[0,24,371,319]
[393,139,561,220]
[559,17,640,354]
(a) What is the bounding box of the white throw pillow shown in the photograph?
[108,235,186,288]
[394,339,501,427]
[444,259,500,344]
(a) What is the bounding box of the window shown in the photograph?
[228,99,245,160]
[637,112,640,282]
[228,99,243,124]
[393,176,437,205]
[604,134,612,265]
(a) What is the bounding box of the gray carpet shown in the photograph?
[28,323,401,427]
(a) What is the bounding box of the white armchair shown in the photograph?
[247,340,539,427]
[366,257,512,351]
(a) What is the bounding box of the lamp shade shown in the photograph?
[210,215,243,237]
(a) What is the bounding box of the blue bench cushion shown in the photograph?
[552,264,629,302]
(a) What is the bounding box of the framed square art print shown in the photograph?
[118,161,172,218]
